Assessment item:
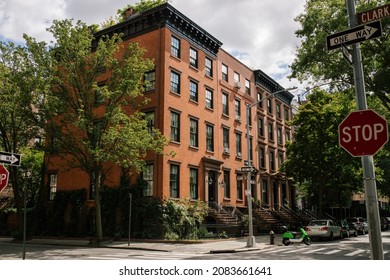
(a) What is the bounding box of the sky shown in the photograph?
[0,0,307,93]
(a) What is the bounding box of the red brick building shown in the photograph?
[45,3,295,222]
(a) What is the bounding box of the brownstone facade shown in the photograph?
[45,3,295,212]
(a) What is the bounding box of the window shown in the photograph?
[267,98,273,114]
[268,122,274,141]
[206,124,214,152]
[170,111,180,142]
[189,118,198,147]
[284,108,290,121]
[170,71,180,94]
[143,164,153,196]
[278,152,284,169]
[190,48,198,68]
[171,36,180,58]
[223,170,230,199]
[205,57,213,77]
[277,127,283,145]
[145,70,156,91]
[286,130,291,143]
[189,80,198,102]
[276,103,281,118]
[49,173,57,200]
[170,164,179,198]
[223,127,229,153]
[234,72,240,83]
[206,88,214,109]
[245,79,250,95]
[144,111,155,134]
[222,92,229,115]
[222,64,228,82]
[270,150,275,170]
[258,117,264,137]
[190,168,198,199]
[234,99,241,121]
[236,133,242,157]
[259,147,266,169]
[262,180,268,204]
[257,92,263,109]
[236,175,243,200]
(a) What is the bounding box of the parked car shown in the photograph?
[337,219,350,238]
[345,217,368,234]
[347,221,359,237]
[380,217,389,231]
[305,219,342,240]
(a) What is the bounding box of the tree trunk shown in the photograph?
[93,170,103,243]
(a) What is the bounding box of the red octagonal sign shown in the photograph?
[339,109,388,156]
[0,164,9,193]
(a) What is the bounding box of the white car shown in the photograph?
[305,219,342,240]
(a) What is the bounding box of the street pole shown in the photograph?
[346,0,384,260]
[128,193,132,246]
[246,104,256,248]
[245,86,297,248]
[22,182,26,260]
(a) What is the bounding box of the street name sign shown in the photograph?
[241,166,255,173]
[326,20,382,51]
[357,4,390,24]
[339,109,388,157]
[0,165,9,193]
[0,151,21,166]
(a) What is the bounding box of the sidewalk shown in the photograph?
[0,234,283,254]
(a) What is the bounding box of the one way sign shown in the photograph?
[326,20,382,51]
[0,151,21,166]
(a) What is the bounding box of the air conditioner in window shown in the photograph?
[235,115,241,121]
[234,82,242,89]
[224,147,230,154]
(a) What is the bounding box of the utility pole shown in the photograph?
[345,0,384,260]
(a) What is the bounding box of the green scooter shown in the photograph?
[282,227,311,246]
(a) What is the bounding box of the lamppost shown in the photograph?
[245,86,297,247]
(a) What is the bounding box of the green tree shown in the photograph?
[291,0,390,111]
[0,40,47,239]
[282,90,362,214]
[34,19,167,243]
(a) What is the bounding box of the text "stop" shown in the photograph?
[341,123,385,143]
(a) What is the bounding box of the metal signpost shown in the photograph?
[330,0,386,260]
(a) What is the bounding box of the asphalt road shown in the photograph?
[1,231,389,260]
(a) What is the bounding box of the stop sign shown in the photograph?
[0,164,9,193]
[339,109,389,156]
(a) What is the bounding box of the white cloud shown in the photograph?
[0,0,306,90]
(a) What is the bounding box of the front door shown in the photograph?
[208,171,217,202]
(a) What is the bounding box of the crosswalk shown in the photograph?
[86,251,199,260]
[257,245,389,258]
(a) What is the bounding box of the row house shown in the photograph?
[45,3,295,220]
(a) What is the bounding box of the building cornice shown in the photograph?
[93,3,223,58]
[254,69,294,105]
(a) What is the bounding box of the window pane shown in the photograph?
[190,80,198,102]
[171,36,180,57]
[170,165,179,198]
[190,119,198,147]
[170,71,180,94]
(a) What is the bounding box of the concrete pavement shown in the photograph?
[0,234,283,254]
